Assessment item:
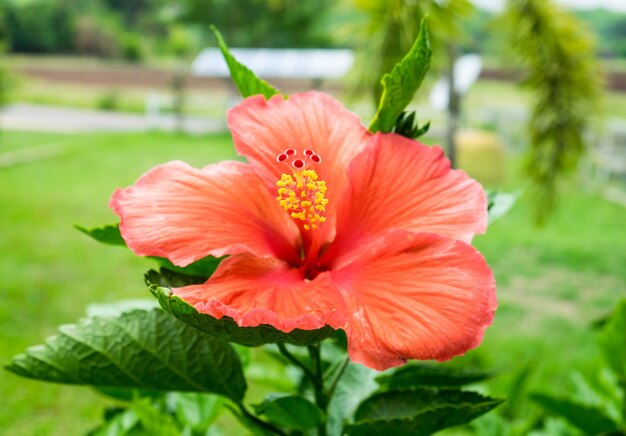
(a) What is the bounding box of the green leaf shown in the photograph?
[75,224,125,246]
[226,405,275,436]
[149,281,335,347]
[346,388,503,436]
[570,370,623,425]
[132,397,180,436]
[531,393,618,435]
[486,190,519,225]
[170,392,224,433]
[369,18,432,133]
[154,256,225,278]
[327,362,379,436]
[391,111,430,140]
[598,299,626,383]
[5,309,247,402]
[145,268,206,288]
[210,25,281,99]
[90,408,140,436]
[93,386,162,403]
[499,362,535,419]
[253,394,325,431]
[375,363,492,390]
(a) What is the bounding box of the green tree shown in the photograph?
[3,0,75,53]
[179,0,335,48]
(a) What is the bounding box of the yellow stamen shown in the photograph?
[276,169,328,231]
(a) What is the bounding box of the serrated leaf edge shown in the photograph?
[347,396,504,432]
[210,25,282,99]
[369,17,432,133]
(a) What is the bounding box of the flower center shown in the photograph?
[275,149,328,231]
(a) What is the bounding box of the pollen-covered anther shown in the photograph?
[276,168,328,230]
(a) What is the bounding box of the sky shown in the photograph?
[472,0,626,12]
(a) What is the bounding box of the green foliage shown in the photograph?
[253,394,326,431]
[598,300,626,384]
[170,392,225,433]
[148,275,336,347]
[131,397,181,436]
[210,26,282,99]
[101,0,162,28]
[91,408,141,435]
[154,256,225,279]
[327,362,379,436]
[346,388,503,435]
[0,59,10,109]
[350,364,502,435]
[5,128,626,433]
[500,0,601,224]
[368,18,431,133]
[2,0,75,53]
[73,15,115,57]
[343,0,473,104]
[375,363,492,390]
[119,33,144,62]
[391,111,430,140]
[96,90,121,111]
[181,0,336,48]
[76,223,126,246]
[89,392,225,435]
[530,299,626,434]
[0,0,160,58]
[531,393,619,435]
[93,385,162,403]
[5,308,247,402]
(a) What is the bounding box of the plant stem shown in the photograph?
[277,342,320,388]
[236,403,288,436]
[308,344,328,436]
[278,343,351,436]
[326,356,350,400]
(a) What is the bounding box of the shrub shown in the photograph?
[120,33,144,62]
[96,90,120,111]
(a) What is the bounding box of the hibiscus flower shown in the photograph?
[110,91,496,371]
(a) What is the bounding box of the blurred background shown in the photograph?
[1,0,625,434]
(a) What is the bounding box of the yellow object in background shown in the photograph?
[455,129,507,187]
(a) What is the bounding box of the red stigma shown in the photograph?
[277,153,288,162]
[292,159,305,169]
[285,148,296,155]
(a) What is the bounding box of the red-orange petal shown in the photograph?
[110,160,300,266]
[173,254,347,332]
[228,91,372,241]
[332,133,487,261]
[331,231,496,371]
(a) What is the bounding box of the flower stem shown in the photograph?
[326,356,350,400]
[277,343,320,388]
[308,344,328,436]
[278,343,350,436]
[231,403,288,436]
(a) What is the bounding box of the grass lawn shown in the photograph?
[1,129,626,434]
[0,130,239,434]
